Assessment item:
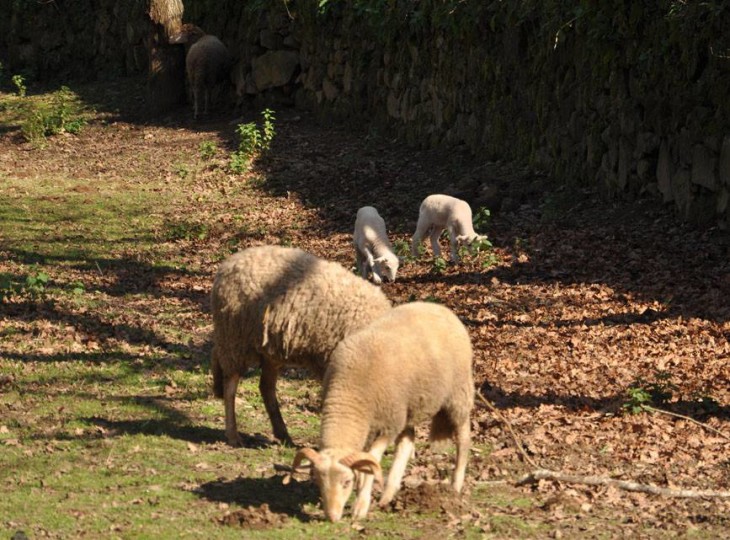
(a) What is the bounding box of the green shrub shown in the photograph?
[230,108,276,174]
[199,140,218,161]
[19,86,86,143]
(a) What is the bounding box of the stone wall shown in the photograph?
[2,1,729,226]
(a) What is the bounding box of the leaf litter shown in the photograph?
[0,77,728,536]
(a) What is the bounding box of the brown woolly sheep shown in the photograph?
[170,24,232,119]
[292,301,474,521]
[210,245,392,446]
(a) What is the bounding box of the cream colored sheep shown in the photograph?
[170,24,232,119]
[411,194,487,262]
[353,206,400,284]
[210,245,392,446]
[292,302,474,521]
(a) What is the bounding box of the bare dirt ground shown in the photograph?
[2,77,729,537]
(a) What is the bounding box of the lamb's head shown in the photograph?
[292,447,382,522]
[456,233,488,246]
[372,253,400,283]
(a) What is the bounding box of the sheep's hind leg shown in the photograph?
[352,436,388,520]
[379,427,415,507]
[411,220,430,258]
[452,419,471,493]
[259,360,292,446]
[223,372,242,446]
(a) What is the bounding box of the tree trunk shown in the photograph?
[146,0,186,115]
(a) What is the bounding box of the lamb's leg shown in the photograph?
[379,427,415,507]
[429,228,443,258]
[411,219,429,258]
[447,225,460,263]
[452,419,471,493]
[363,247,381,284]
[355,248,366,279]
[203,87,210,117]
[259,360,292,446]
[223,372,242,446]
[351,436,388,520]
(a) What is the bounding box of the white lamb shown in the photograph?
[411,194,487,263]
[292,301,474,522]
[210,245,392,446]
[353,206,400,284]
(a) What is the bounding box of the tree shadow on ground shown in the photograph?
[479,383,730,421]
[195,474,319,521]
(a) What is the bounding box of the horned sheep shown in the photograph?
[411,194,487,263]
[292,301,474,522]
[210,245,392,446]
[170,24,232,119]
[353,206,400,284]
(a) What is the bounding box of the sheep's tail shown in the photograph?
[211,346,224,399]
[429,409,455,442]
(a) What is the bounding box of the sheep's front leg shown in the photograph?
[259,361,292,446]
[452,419,471,493]
[351,436,388,520]
[379,427,415,507]
[447,225,460,263]
[362,247,382,284]
[429,228,443,258]
[355,248,367,279]
[223,372,242,446]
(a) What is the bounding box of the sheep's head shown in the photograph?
[373,254,399,283]
[169,23,205,45]
[292,448,383,522]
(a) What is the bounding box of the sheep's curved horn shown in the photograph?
[292,447,322,471]
[340,452,384,487]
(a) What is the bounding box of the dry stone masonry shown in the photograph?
[2,1,729,227]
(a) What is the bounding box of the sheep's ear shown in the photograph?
[373,256,387,263]
[340,452,384,488]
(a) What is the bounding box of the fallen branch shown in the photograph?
[476,390,540,469]
[643,405,730,441]
[517,469,730,499]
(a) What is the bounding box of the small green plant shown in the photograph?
[392,238,414,261]
[68,280,85,295]
[473,206,491,232]
[162,220,208,242]
[622,371,677,414]
[430,256,448,275]
[1,269,51,301]
[24,270,50,299]
[12,74,26,97]
[0,273,14,302]
[230,108,276,173]
[173,163,190,179]
[199,140,218,161]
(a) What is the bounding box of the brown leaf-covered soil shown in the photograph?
[1,77,728,537]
